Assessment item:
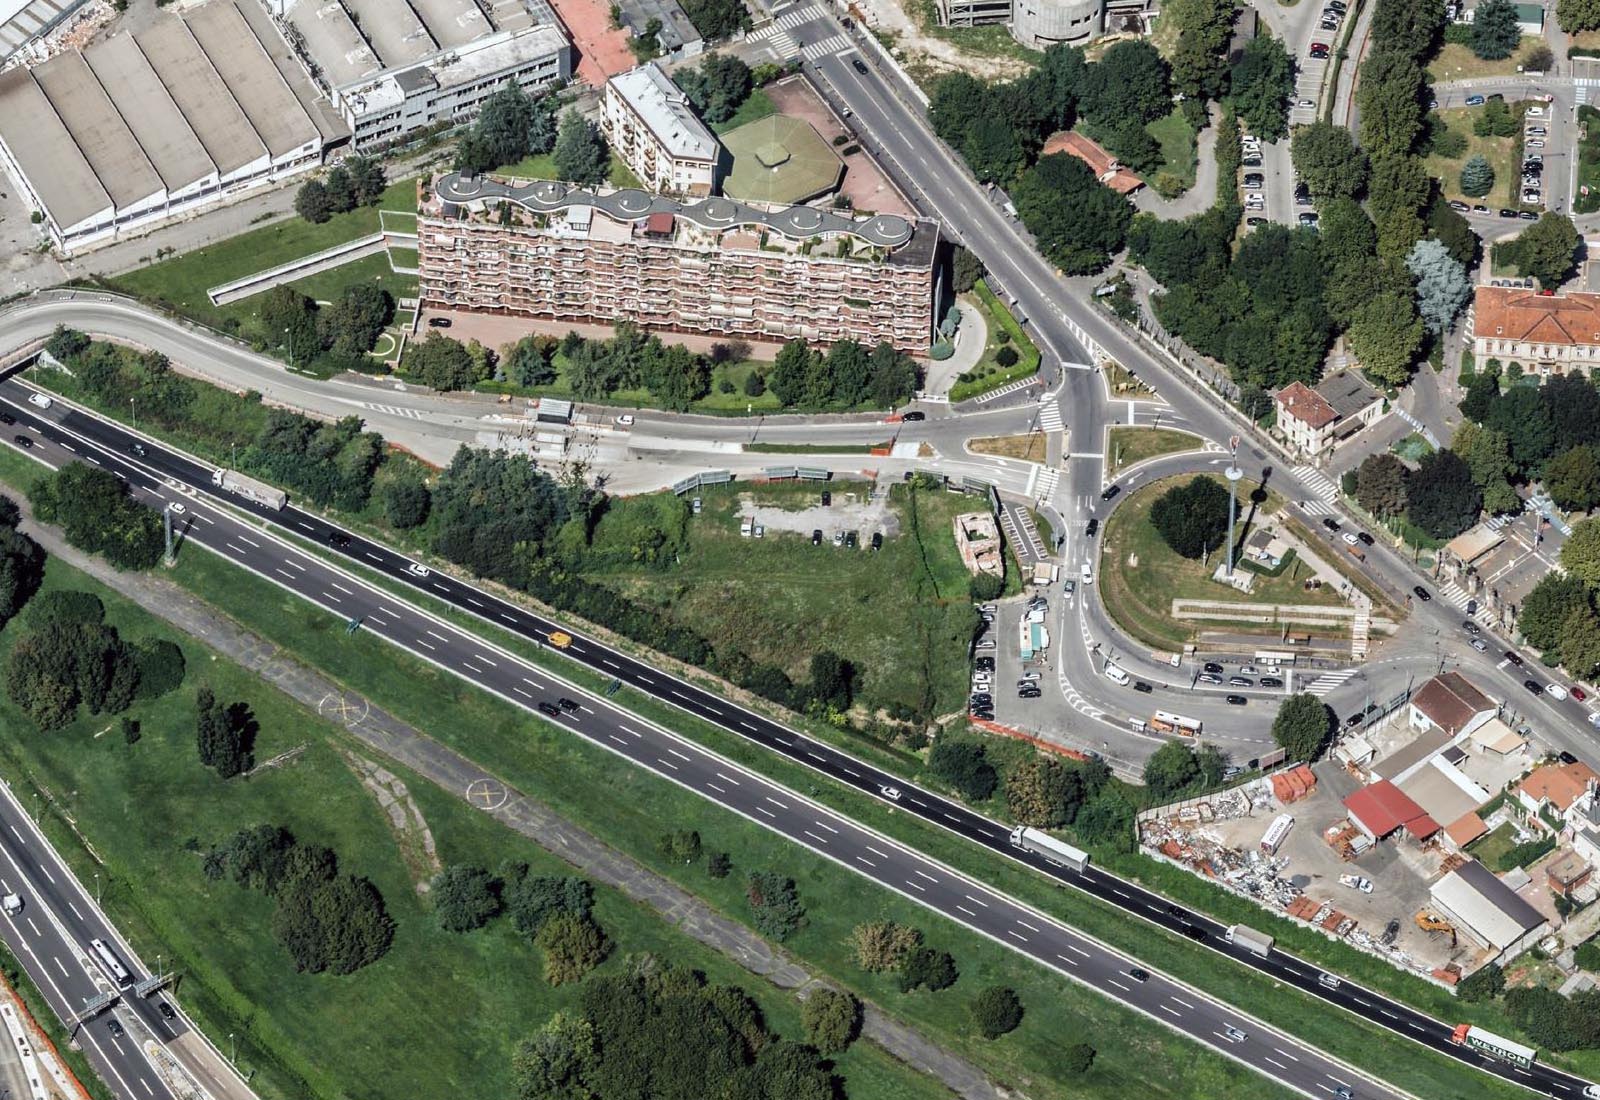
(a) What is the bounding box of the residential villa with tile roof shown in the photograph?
[1517,760,1600,828]
[1039,131,1144,194]
[1274,370,1382,456]
[1471,286,1600,378]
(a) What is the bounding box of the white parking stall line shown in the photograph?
[655,756,680,771]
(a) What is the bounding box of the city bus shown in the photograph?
[89,938,132,987]
[1151,710,1203,737]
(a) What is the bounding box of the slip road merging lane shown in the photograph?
[2,375,1589,1098]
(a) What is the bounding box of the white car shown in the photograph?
[26,392,51,409]
[879,784,902,801]
[1547,683,1570,701]
[1297,99,1316,108]
[975,639,996,650]
[1223,1026,1248,1043]
[168,502,187,516]
[1341,531,1359,546]
[406,562,431,578]
[1244,192,1265,204]
[1527,105,1546,117]
[615,414,635,426]
[1526,139,1545,148]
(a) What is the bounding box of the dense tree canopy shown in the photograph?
[1406,450,1482,539]
[676,55,753,124]
[553,110,610,186]
[1471,0,1522,58]
[455,81,557,173]
[1356,453,1410,518]
[1520,572,1591,655]
[1273,694,1334,762]
[928,738,999,800]
[1227,36,1295,141]
[1291,123,1369,201]
[1406,238,1471,334]
[28,464,163,570]
[1149,476,1230,559]
[1012,154,1132,275]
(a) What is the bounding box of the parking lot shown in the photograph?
[735,487,898,544]
[970,592,1053,724]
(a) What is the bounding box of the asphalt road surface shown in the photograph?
[9,374,1600,1099]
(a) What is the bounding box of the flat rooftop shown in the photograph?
[31,50,163,209]
[0,67,112,229]
[342,0,437,67]
[231,0,350,143]
[135,17,267,175]
[83,33,216,192]
[434,172,927,253]
[284,0,382,88]
[184,1,317,159]
[436,24,566,86]
[412,0,491,47]
[609,63,717,161]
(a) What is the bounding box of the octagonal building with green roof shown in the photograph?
[718,115,844,205]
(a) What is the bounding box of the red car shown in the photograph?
[1573,686,1589,702]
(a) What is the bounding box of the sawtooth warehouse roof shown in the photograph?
[0,0,340,237]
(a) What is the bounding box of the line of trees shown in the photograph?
[28,464,164,571]
[294,156,386,224]
[205,824,394,975]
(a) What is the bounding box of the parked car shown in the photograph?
[1465,94,1486,106]
[1246,216,1267,227]
[1357,531,1375,545]
[1229,676,1253,686]
[1520,210,1538,220]
[1448,200,1469,212]
[1473,204,1490,214]
[1298,212,1320,227]
[1321,517,1341,532]
[1412,585,1431,601]
[1204,662,1224,674]
[427,317,453,328]
[1505,650,1525,665]
[1342,531,1360,546]
[1574,686,1589,702]
[1260,676,1283,688]
[1198,673,1224,685]
[1524,679,1545,696]
[1134,681,1154,693]
[901,410,926,421]
[1345,712,1365,728]
[1499,208,1520,218]
[1242,173,1265,188]
[812,529,822,545]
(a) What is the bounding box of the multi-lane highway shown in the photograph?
[0,774,247,1100]
[5,368,1598,1099]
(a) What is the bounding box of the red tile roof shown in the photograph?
[1473,286,1600,348]
[1039,131,1145,194]
[644,211,675,236]
[1444,812,1488,849]
[1410,672,1495,736]
[1344,780,1440,840]
[1275,381,1337,429]
[1518,761,1600,813]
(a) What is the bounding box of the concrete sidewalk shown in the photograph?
[17,506,1006,1100]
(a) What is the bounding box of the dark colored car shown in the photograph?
[1322,517,1341,532]
[129,442,147,457]
[1260,676,1283,688]
[12,435,31,449]
[557,697,580,712]
[812,529,822,545]
[901,410,925,421]
[0,413,12,426]
[1101,485,1121,502]
[1520,210,1538,221]
[852,57,869,74]
[107,1019,124,1036]
[427,317,453,327]
[1226,694,1248,706]
[328,532,351,549]
[1357,531,1374,545]
[845,531,858,548]
[1345,712,1365,728]
[1524,679,1544,695]
[1499,208,1519,218]
[1018,688,1042,699]
[1183,924,1206,941]
[158,1002,176,1021]
[821,491,831,506]
[1133,681,1153,694]
[1463,620,1479,634]
[1505,650,1524,666]
[1561,751,1580,766]
[1246,216,1267,226]
[1086,518,1100,537]
[1412,585,1431,601]
[870,531,883,551]
[1128,968,1150,982]
[537,701,563,718]
[1204,662,1224,674]
[975,657,995,671]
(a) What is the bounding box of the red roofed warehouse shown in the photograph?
[1471,286,1600,378]
[1343,779,1440,843]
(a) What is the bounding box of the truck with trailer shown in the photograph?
[1008,826,1089,871]
[1451,1024,1536,1069]
[1225,924,1274,957]
[211,469,287,511]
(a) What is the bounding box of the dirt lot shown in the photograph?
[736,487,900,542]
[764,77,913,218]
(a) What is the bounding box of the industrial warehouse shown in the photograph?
[0,0,570,252]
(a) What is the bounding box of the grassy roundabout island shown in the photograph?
[1098,473,1349,652]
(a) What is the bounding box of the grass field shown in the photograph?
[949,281,1042,403]
[1576,106,1600,215]
[1099,474,1346,651]
[1424,105,1528,210]
[1145,108,1199,196]
[111,178,419,334]
[1107,427,1204,476]
[496,151,642,189]
[712,89,779,134]
[0,554,944,1100]
[589,480,979,719]
[968,434,1048,462]
[1426,38,1538,82]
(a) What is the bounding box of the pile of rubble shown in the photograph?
[1287,896,1355,937]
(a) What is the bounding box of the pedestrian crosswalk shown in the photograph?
[801,32,850,60]
[1291,465,1340,514]
[1034,466,1060,504]
[745,6,814,57]
[1302,669,1357,697]
[1579,77,1600,105]
[973,376,1041,404]
[363,402,423,420]
[1037,400,1064,433]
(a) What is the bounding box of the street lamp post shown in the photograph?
[128,398,135,431]
[1223,435,1243,579]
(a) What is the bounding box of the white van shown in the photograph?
[1104,665,1130,686]
[26,392,51,409]
[1081,562,1094,584]
[1547,683,1569,701]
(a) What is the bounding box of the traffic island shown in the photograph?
[1098,475,1362,654]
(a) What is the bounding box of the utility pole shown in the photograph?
[162,507,176,567]
[1224,435,1242,579]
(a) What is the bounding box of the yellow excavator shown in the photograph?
[1415,910,1458,947]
